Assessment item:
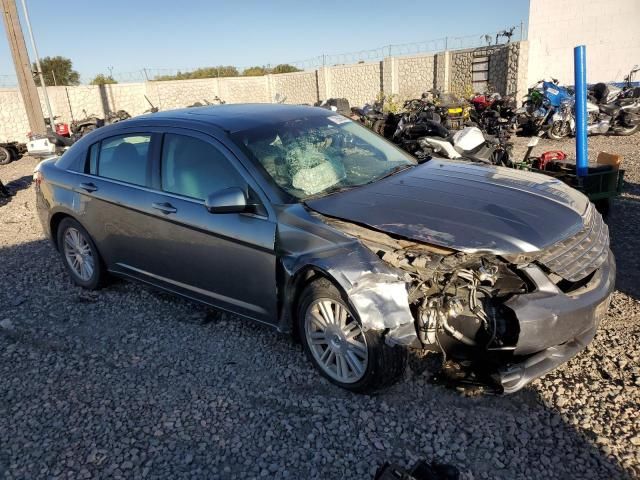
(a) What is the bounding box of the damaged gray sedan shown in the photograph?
[35,104,615,393]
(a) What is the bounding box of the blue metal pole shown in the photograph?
[574,45,588,177]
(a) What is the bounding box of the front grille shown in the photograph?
[537,205,609,282]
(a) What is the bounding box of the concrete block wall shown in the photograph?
[0,42,526,142]
[0,89,30,141]
[146,78,220,111]
[396,54,436,100]
[268,71,317,104]
[320,62,382,107]
[218,76,270,104]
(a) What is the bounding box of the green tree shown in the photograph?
[271,64,301,74]
[154,66,239,81]
[90,74,118,85]
[33,56,80,86]
[243,66,269,76]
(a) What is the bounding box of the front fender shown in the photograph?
[280,242,414,334]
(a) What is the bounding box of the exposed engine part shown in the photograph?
[320,215,527,352]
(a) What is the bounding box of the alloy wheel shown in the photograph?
[63,227,95,281]
[304,298,368,383]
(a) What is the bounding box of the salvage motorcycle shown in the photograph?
[589,65,640,106]
[549,90,640,139]
[394,113,513,167]
[470,93,517,135]
[350,101,400,138]
[105,109,131,124]
[514,79,572,136]
[70,110,104,137]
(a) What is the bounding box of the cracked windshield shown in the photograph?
[233,115,416,199]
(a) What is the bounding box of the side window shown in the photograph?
[161,134,245,201]
[96,135,151,186]
[87,142,99,175]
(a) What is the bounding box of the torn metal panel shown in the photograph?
[275,204,415,332]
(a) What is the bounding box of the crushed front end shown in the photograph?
[321,203,615,394]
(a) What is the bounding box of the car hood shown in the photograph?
[305,159,589,254]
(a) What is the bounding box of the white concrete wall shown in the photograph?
[527,0,640,85]
[0,42,525,142]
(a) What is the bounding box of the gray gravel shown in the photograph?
[1,139,639,479]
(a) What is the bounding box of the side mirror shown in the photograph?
[205,187,248,214]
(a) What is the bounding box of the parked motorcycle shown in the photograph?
[350,101,401,138]
[589,65,640,105]
[470,93,517,135]
[514,79,572,136]
[393,110,513,166]
[548,72,640,139]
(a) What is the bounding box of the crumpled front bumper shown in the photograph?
[496,249,615,393]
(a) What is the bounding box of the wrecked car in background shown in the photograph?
[34,104,615,393]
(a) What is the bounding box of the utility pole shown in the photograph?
[20,0,54,127]
[1,0,46,135]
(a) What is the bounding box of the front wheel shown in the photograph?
[547,120,571,140]
[298,278,407,393]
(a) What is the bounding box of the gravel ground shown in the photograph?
[1,136,639,479]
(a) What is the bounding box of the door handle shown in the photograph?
[79,182,98,193]
[152,202,177,214]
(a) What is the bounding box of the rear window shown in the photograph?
[90,135,151,186]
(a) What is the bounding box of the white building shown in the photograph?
[527,0,640,85]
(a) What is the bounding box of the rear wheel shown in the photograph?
[298,278,407,393]
[615,124,639,136]
[0,146,12,165]
[56,218,106,289]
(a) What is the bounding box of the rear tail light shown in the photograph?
[33,170,43,186]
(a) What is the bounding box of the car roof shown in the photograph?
[132,104,333,133]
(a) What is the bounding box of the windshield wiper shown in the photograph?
[306,184,359,200]
[376,163,415,181]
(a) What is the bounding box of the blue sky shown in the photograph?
[1,0,529,83]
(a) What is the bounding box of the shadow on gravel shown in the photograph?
[621,178,640,198]
[0,238,632,479]
[608,197,640,300]
[0,175,33,207]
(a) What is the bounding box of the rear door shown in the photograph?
[75,131,160,271]
[140,129,278,323]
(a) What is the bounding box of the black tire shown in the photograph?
[547,121,571,140]
[297,278,407,393]
[56,218,106,290]
[0,146,12,165]
[615,124,639,136]
[372,119,386,136]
